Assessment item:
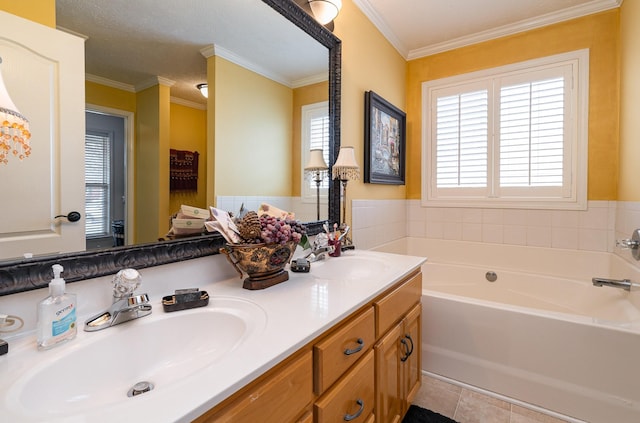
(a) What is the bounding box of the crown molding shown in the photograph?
[170,96,206,110]
[85,74,135,92]
[135,76,175,92]
[205,44,292,87]
[292,72,328,88]
[352,0,408,58]
[354,0,622,60]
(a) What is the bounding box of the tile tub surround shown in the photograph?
[351,199,640,268]
[0,250,425,422]
[413,374,580,423]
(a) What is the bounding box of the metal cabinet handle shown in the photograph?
[344,338,364,355]
[400,338,409,362]
[344,399,364,421]
[400,334,414,362]
[405,334,414,357]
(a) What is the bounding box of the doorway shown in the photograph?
[85,110,127,250]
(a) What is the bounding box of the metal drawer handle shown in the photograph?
[344,338,364,355]
[344,399,364,421]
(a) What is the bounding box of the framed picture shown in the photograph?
[364,91,406,185]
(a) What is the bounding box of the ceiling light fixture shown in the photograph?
[0,56,31,165]
[308,0,342,25]
[197,83,208,98]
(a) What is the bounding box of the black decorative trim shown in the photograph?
[0,0,341,296]
[0,235,226,296]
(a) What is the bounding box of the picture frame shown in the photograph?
[364,90,406,185]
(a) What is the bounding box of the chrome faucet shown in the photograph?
[84,269,152,332]
[592,277,639,292]
[304,235,336,262]
[305,244,334,262]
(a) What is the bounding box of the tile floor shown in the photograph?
[412,373,578,423]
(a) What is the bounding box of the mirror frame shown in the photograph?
[0,0,341,296]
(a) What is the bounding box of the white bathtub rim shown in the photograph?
[375,237,640,283]
[423,288,640,334]
[422,370,589,423]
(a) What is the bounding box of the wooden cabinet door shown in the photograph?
[375,323,403,423]
[402,304,422,411]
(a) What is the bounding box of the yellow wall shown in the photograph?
[334,0,407,204]
[406,10,620,200]
[292,80,329,196]
[214,57,293,197]
[619,1,640,200]
[169,103,207,212]
[85,81,136,112]
[135,84,171,242]
[0,0,54,27]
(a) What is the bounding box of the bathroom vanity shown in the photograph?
[195,264,422,423]
[0,250,425,423]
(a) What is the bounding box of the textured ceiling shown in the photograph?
[55,0,622,105]
[55,0,328,106]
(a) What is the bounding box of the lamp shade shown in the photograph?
[197,83,208,98]
[308,0,342,25]
[332,146,360,180]
[304,148,328,171]
[0,57,31,165]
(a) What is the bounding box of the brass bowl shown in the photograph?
[220,241,297,290]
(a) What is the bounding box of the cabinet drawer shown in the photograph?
[314,306,375,395]
[197,350,312,423]
[375,273,421,338]
[315,350,375,423]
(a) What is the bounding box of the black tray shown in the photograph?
[162,290,209,312]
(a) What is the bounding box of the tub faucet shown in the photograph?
[84,269,152,332]
[591,277,640,292]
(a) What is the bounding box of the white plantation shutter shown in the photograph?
[302,102,329,199]
[85,132,111,237]
[309,113,330,190]
[500,77,564,187]
[423,50,588,209]
[436,89,488,188]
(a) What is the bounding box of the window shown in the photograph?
[301,101,330,201]
[85,131,112,238]
[422,49,589,210]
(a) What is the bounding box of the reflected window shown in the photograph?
[85,131,112,238]
[302,101,329,201]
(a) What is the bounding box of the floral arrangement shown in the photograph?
[206,206,307,246]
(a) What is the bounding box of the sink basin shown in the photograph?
[310,255,392,281]
[7,297,266,418]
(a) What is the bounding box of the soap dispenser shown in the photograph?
[36,264,77,350]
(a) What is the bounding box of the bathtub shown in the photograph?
[375,238,640,423]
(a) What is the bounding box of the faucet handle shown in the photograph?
[616,239,639,249]
[616,229,640,261]
[112,268,142,299]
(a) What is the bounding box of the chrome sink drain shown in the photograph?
[127,381,154,397]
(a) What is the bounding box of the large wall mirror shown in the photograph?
[0,0,341,296]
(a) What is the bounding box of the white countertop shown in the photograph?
[0,249,425,422]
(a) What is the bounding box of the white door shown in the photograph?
[0,11,85,260]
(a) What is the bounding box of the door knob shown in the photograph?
[54,211,82,222]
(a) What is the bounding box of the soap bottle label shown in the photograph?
[52,307,76,336]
